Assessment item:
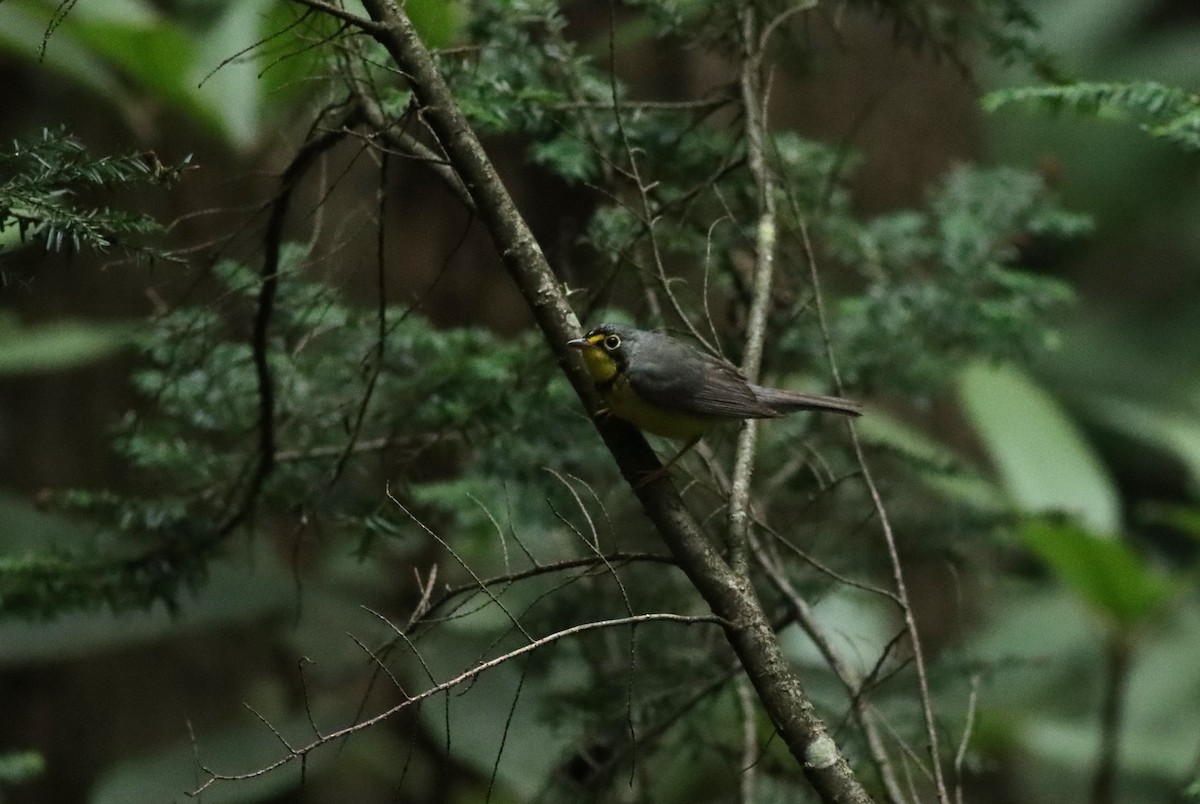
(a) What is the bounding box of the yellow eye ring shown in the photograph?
[603,334,621,350]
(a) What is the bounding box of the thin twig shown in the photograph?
[954,674,980,804]
[189,613,726,795]
[752,532,908,804]
[738,676,759,803]
[386,487,534,641]
[422,552,675,624]
[800,218,950,802]
[327,148,390,486]
[288,0,382,30]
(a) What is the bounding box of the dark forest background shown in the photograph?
[1,0,1199,802]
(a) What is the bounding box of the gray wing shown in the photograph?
[625,333,779,419]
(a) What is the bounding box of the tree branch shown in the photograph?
[728,2,780,577]
[314,1,875,800]
[190,612,724,795]
[799,217,948,802]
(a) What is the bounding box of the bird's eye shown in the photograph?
[603,334,621,351]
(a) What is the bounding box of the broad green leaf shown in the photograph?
[192,0,272,148]
[0,4,131,106]
[70,20,205,125]
[1019,520,1171,627]
[0,320,131,374]
[959,361,1120,534]
[970,585,1200,798]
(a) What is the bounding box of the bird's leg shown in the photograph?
[636,435,702,488]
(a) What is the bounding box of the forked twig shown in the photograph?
[189,612,725,796]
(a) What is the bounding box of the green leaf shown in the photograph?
[959,361,1121,534]
[191,0,272,148]
[0,320,131,374]
[1019,519,1171,627]
[70,19,203,124]
[0,3,132,111]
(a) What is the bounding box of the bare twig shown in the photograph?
[422,552,675,625]
[752,533,907,804]
[604,1,713,349]
[386,487,534,641]
[738,676,759,804]
[326,147,390,486]
[728,4,779,577]
[348,72,475,209]
[288,0,381,30]
[404,565,438,630]
[954,674,980,804]
[189,612,725,795]
[219,106,358,540]
[799,218,949,802]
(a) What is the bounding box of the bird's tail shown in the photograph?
[750,385,862,417]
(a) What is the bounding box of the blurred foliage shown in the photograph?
[1018,518,1172,627]
[0,750,45,788]
[985,81,1200,152]
[822,165,1086,394]
[2,0,1200,802]
[1,251,608,615]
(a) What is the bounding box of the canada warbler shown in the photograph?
[568,323,861,469]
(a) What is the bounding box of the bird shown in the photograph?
[568,323,861,475]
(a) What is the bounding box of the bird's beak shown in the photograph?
[567,337,589,349]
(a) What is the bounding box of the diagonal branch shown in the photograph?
[298,2,875,801]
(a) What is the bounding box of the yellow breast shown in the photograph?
[602,373,716,441]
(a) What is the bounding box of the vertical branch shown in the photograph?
[215,109,356,540]
[1090,630,1132,804]
[752,533,908,804]
[737,676,759,803]
[727,4,778,577]
[328,149,389,486]
[954,674,980,804]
